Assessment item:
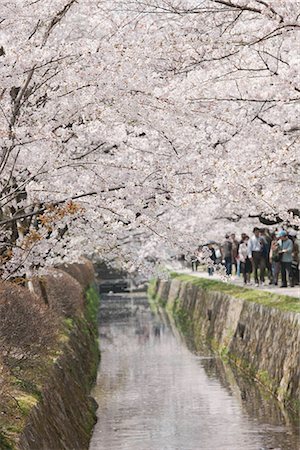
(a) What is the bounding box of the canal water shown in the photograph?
[89,293,300,450]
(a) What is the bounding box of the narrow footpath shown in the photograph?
[173,267,300,299]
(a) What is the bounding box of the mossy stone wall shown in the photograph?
[17,297,99,450]
[151,278,300,413]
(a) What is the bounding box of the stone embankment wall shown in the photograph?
[0,259,100,450]
[152,278,300,413]
[18,313,98,450]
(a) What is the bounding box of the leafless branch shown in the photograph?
[42,0,77,47]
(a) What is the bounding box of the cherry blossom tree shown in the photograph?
[0,0,299,278]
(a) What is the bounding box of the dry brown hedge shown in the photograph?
[0,260,94,406]
[56,258,95,290]
[32,269,85,318]
[0,357,10,398]
[0,282,59,369]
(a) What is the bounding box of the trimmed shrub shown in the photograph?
[0,282,59,370]
[33,269,84,318]
[0,358,10,401]
[56,258,95,289]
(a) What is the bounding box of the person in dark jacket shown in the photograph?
[207,242,217,276]
[278,230,293,287]
[231,233,239,275]
[260,228,272,284]
[289,231,299,285]
[221,234,232,275]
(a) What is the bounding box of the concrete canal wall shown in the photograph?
[0,260,100,450]
[151,276,300,413]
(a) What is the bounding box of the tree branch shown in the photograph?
[42,0,77,47]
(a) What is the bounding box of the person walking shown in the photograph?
[222,234,232,276]
[207,242,217,276]
[238,235,252,284]
[231,233,240,276]
[214,245,222,265]
[260,228,272,284]
[289,230,299,286]
[191,250,199,272]
[269,233,281,286]
[278,230,294,287]
[248,227,266,286]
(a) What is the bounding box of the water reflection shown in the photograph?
[89,293,299,450]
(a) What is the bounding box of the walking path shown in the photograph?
[173,267,300,299]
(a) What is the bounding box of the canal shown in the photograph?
[89,292,299,450]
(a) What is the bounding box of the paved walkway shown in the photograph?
[173,267,300,299]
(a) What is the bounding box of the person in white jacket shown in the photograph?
[239,235,252,284]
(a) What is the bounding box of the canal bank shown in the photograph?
[0,261,100,450]
[150,274,300,414]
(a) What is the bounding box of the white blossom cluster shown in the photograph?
[0,0,299,278]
